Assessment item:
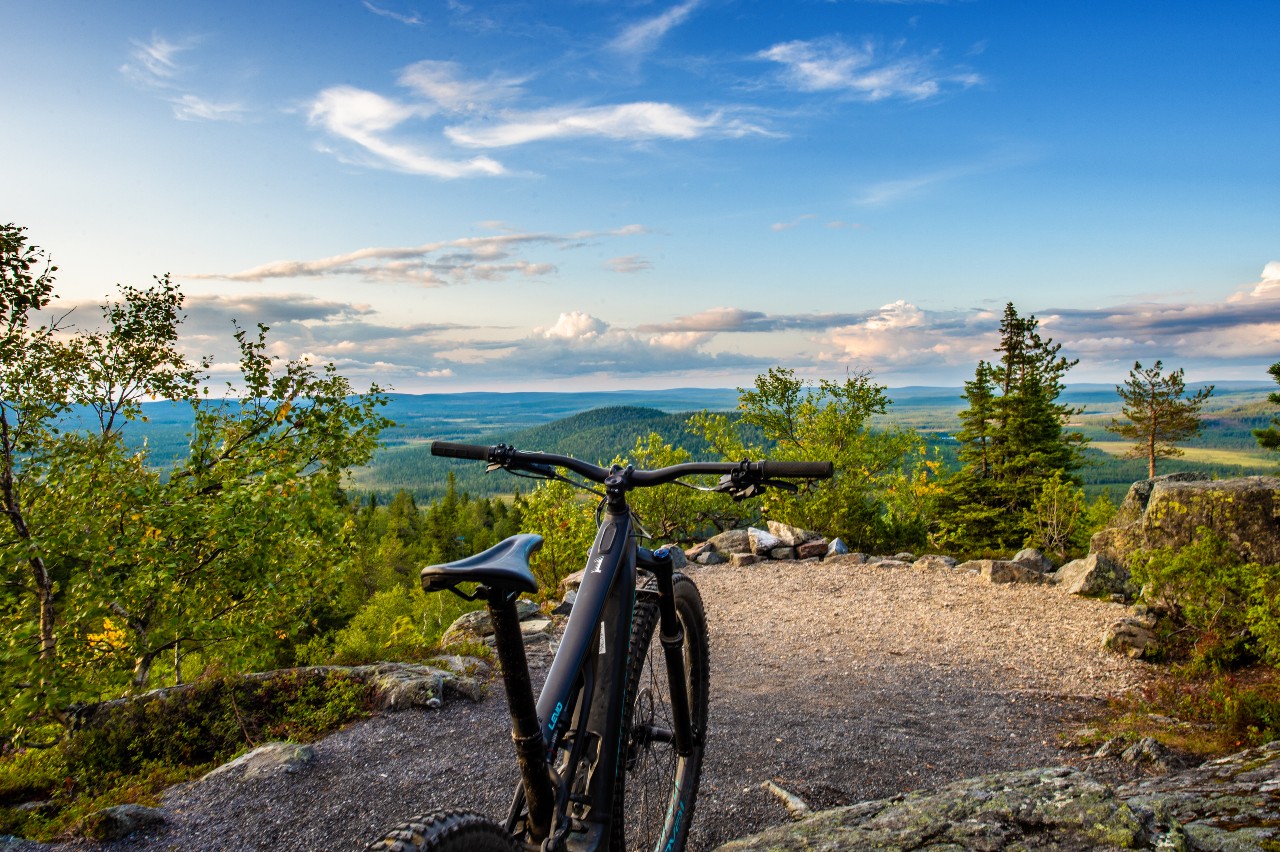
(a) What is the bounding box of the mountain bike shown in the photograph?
[366,442,833,852]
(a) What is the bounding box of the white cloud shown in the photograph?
[363,2,423,26]
[541,311,609,339]
[189,225,646,285]
[398,60,523,111]
[607,255,652,274]
[308,85,504,178]
[445,102,767,148]
[120,35,195,86]
[171,93,245,122]
[609,0,701,56]
[757,36,979,101]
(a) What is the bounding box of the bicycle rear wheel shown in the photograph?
[365,809,519,851]
[612,572,709,852]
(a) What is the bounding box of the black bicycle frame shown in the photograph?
[498,492,694,849]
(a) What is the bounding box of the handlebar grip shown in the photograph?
[430,441,491,461]
[760,460,835,479]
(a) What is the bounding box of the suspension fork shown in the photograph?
[639,547,696,757]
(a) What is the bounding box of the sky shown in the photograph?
[5,0,1279,392]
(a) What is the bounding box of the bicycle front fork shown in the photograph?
[642,547,696,758]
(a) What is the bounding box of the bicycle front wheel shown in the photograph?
[612,572,710,852]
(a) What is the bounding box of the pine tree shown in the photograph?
[1107,360,1213,478]
[1253,362,1280,452]
[937,303,1085,554]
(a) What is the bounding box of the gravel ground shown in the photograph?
[32,556,1154,851]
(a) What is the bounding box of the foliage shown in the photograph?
[0,670,373,840]
[1097,666,1280,757]
[691,367,937,551]
[301,585,483,665]
[1021,471,1086,562]
[1130,528,1280,669]
[936,303,1086,555]
[1106,360,1213,478]
[519,478,597,595]
[1253,360,1280,452]
[0,225,391,747]
[613,432,745,545]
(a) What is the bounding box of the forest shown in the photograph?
[4,223,1280,840]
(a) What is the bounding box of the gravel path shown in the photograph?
[39,557,1153,851]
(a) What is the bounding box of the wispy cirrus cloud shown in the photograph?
[757,36,981,101]
[188,224,648,286]
[120,34,246,122]
[363,2,423,26]
[609,0,701,56]
[308,59,772,177]
[607,255,652,274]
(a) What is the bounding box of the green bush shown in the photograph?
[1131,528,1280,669]
[304,585,483,665]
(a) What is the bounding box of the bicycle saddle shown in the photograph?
[421,533,543,594]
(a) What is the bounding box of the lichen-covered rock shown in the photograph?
[440,599,541,646]
[203,742,316,782]
[1092,474,1280,567]
[715,767,1145,851]
[718,742,1280,851]
[1055,553,1131,597]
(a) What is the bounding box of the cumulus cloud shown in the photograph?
[757,36,980,101]
[189,225,646,285]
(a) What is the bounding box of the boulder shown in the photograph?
[748,527,783,555]
[684,540,715,560]
[656,545,688,570]
[1013,548,1055,572]
[957,559,1046,584]
[1101,618,1158,659]
[1092,474,1280,567]
[78,804,166,842]
[913,554,958,571]
[708,529,752,554]
[892,552,917,563]
[730,553,760,568]
[1055,553,1131,598]
[796,540,829,560]
[440,599,541,646]
[697,551,727,565]
[203,742,316,782]
[826,538,850,556]
[766,520,822,547]
[770,546,798,561]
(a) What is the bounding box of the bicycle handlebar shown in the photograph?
[429,440,834,487]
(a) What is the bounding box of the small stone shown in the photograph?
[892,552,917,562]
[730,553,760,567]
[697,551,727,565]
[826,538,850,556]
[796,540,829,560]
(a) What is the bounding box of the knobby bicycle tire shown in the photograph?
[611,572,710,852]
[364,809,519,852]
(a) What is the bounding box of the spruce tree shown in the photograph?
[938,303,1085,554]
[1107,360,1213,478]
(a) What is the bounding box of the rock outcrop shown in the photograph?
[1092,473,1280,567]
[716,740,1280,851]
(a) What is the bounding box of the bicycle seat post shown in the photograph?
[485,587,555,841]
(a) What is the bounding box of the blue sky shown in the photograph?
[5,1,1278,391]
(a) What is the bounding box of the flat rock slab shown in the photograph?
[202,742,317,782]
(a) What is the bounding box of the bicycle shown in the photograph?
[366,441,833,852]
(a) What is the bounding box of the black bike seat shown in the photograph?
[421,533,543,594]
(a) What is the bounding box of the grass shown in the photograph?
[1088,441,1276,467]
[0,669,376,842]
